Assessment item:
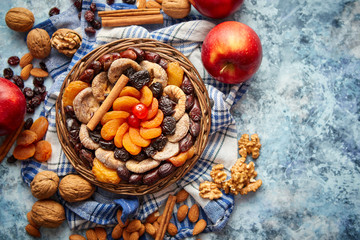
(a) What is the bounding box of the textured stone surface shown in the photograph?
[0,0,359,239]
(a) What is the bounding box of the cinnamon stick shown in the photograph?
[0,121,25,163]
[86,75,129,131]
[156,195,176,240]
[100,10,160,18]
[98,8,160,16]
[102,14,164,28]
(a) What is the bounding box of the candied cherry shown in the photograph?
[132,103,148,120]
[128,114,141,128]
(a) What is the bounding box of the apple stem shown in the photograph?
[220,63,235,74]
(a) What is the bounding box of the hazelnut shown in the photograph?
[31,200,65,228]
[59,174,95,202]
[162,0,191,19]
[30,171,59,200]
[51,29,82,57]
[27,28,51,59]
[5,7,34,32]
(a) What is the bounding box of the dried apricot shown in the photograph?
[62,81,90,106]
[101,111,129,125]
[101,118,123,141]
[146,98,158,120]
[140,110,163,128]
[114,122,129,148]
[17,130,38,146]
[140,86,153,107]
[168,146,195,167]
[119,86,141,99]
[13,144,35,160]
[113,96,140,112]
[34,140,52,162]
[129,127,151,147]
[139,127,162,140]
[92,158,121,184]
[30,117,49,142]
[122,132,142,155]
[166,61,184,87]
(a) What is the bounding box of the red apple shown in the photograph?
[0,77,26,136]
[189,0,244,19]
[201,21,262,84]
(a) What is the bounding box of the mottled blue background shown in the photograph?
[0,0,359,239]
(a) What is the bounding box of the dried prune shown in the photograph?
[151,134,167,151]
[117,165,131,182]
[64,105,76,118]
[161,116,176,135]
[84,10,95,22]
[114,148,131,161]
[12,76,24,89]
[144,52,160,63]
[66,118,80,132]
[158,96,176,116]
[79,149,94,164]
[189,97,201,122]
[23,87,34,99]
[99,139,115,151]
[131,151,147,161]
[89,131,101,143]
[179,133,194,152]
[49,7,60,17]
[149,82,163,99]
[144,145,157,158]
[7,155,17,163]
[85,26,96,35]
[129,70,150,90]
[185,94,195,112]
[181,76,194,95]
[90,3,97,12]
[143,168,160,185]
[92,20,102,30]
[79,69,95,83]
[123,67,136,78]
[69,130,80,145]
[3,68,13,79]
[158,162,177,178]
[128,47,145,62]
[129,174,143,185]
[24,118,33,130]
[8,56,20,66]
[189,119,200,137]
[87,60,102,74]
[33,77,44,87]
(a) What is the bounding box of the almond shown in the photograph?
[176,189,189,203]
[146,0,162,8]
[145,223,156,236]
[167,222,178,236]
[21,64,32,80]
[30,68,48,78]
[112,224,123,239]
[139,224,145,236]
[94,227,107,240]
[20,53,33,68]
[188,204,199,223]
[25,224,41,238]
[27,211,39,229]
[85,229,97,240]
[126,219,142,233]
[145,211,159,223]
[69,234,86,240]
[129,231,139,240]
[156,215,163,224]
[117,209,129,227]
[153,221,160,232]
[193,219,207,236]
[122,230,130,240]
[177,204,189,222]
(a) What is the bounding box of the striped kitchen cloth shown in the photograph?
[21,0,249,239]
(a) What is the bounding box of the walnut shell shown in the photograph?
[59,174,95,202]
[162,0,191,19]
[31,200,65,228]
[5,7,34,32]
[30,171,59,200]
[51,29,82,57]
[27,28,51,59]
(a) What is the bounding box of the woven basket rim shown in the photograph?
[55,38,211,195]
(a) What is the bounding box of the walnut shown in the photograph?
[162,0,191,19]
[31,200,65,228]
[238,134,261,159]
[27,28,51,59]
[59,174,95,202]
[51,29,82,57]
[210,164,227,184]
[240,179,262,195]
[5,7,34,32]
[199,181,222,200]
[30,171,59,200]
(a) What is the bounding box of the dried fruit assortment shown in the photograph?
[63,47,202,186]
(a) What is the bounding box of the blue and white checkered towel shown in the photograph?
[21,1,249,239]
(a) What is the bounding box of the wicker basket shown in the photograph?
[55,38,211,195]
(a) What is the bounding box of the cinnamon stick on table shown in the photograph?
[156,195,177,240]
[0,121,25,163]
[98,8,160,16]
[102,14,164,28]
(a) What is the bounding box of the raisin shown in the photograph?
[144,52,160,63]
[151,134,167,151]
[144,145,157,158]
[33,85,46,95]
[3,68,13,79]
[85,26,96,35]
[114,148,131,161]
[49,7,60,17]
[107,0,115,4]
[123,0,136,4]
[12,76,24,89]
[26,103,35,114]
[39,61,48,72]
[117,165,131,182]
[149,82,163,99]
[185,94,195,112]
[181,76,194,95]
[64,105,76,118]
[87,60,102,74]
[74,0,82,11]
[79,149,94,164]
[24,118,34,130]
[189,97,201,122]
[89,131,101,143]
[128,47,145,62]
[123,67,136,78]
[131,151,147,161]
[33,77,44,87]
[129,70,151,90]
[99,139,115,151]
[7,155,17,163]
[29,96,41,108]
[90,3,97,12]
[23,87,34,99]
[66,118,80,132]
[84,10,95,22]
[69,129,80,145]
[158,96,176,116]
[161,116,176,135]
[79,69,95,83]
[8,56,20,66]
[179,133,194,152]
[92,20,102,30]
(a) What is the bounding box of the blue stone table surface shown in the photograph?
[0,0,359,239]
